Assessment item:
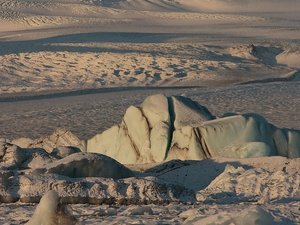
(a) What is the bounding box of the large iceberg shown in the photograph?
[84,94,300,164]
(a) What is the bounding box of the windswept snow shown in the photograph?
[0,0,300,93]
[0,42,298,94]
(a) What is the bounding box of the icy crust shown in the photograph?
[0,173,195,205]
[85,94,300,164]
[0,143,195,204]
[12,128,83,153]
[0,141,299,207]
[197,165,300,204]
[142,157,300,205]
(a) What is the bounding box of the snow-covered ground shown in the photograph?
[1,201,300,224]
[0,0,300,93]
[0,0,300,224]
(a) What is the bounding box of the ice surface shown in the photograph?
[85,95,300,164]
[186,206,278,225]
[197,165,300,204]
[0,143,195,204]
[45,152,134,179]
[0,143,300,223]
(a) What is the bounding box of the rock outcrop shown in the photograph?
[84,94,300,164]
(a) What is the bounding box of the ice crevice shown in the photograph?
[165,96,176,160]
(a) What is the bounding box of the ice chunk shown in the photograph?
[26,190,59,225]
[26,190,77,225]
[150,121,170,162]
[0,142,54,170]
[3,174,195,204]
[51,146,81,159]
[85,125,120,155]
[286,130,300,158]
[121,205,154,216]
[12,128,83,153]
[45,152,134,179]
[83,95,300,164]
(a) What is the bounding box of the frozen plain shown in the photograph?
[0,0,300,224]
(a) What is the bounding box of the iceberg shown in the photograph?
[85,94,300,164]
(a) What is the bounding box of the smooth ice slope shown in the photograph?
[85,95,300,164]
